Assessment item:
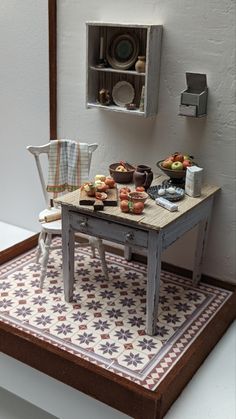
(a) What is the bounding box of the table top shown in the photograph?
[56,176,220,231]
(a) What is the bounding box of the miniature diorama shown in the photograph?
[2,5,235,419]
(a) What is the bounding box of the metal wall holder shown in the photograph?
[179,72,208,117]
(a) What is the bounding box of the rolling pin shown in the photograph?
[39,212,61,223]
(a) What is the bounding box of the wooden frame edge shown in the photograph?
[48,0,57,139]
[0,234,39,265]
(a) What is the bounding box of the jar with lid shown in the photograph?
[135,56,146,73]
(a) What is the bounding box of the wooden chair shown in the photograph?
[27,141,109,288]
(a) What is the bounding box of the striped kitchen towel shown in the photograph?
[46,139,89,195]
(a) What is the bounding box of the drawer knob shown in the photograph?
[79,220,87,228]
[125,232,134,241]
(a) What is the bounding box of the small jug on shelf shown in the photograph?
[98,88,111,106]
[134,165,153,191]
[135,56,146,73]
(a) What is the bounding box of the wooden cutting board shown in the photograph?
[79,187,118,209]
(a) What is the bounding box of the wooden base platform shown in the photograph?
[0,238,235,419]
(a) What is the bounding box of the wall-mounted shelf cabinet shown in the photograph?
[86,22,163,118]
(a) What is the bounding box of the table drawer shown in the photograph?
[69,212,148,248]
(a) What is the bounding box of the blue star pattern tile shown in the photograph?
[0,240,232,390]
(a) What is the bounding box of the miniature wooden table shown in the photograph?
[57,176,219,336]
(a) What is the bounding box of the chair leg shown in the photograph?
[35,231,46,263]
[96,238,109,280]
[39,233,52,288]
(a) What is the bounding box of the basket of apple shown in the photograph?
[109,161,135,183]
[157,152,196,179]
[119,186,149,215]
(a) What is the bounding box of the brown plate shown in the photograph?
[95,192,107,201]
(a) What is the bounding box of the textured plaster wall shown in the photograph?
[57,0,236,283]
[0,0,49,230]
[0,1,235,284]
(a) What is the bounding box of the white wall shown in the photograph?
[57,0,236,283]
[0,0,49,232]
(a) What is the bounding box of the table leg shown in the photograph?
[193,198,213,285]
[62,207,75,302]
[146,230,162,336]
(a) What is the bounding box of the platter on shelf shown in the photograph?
[112,81,135,107]
[106,33,139,70]
[147,185,185,202]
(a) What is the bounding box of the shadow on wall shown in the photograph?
[95,110,157,162]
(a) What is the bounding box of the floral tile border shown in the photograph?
[0,242,232,391]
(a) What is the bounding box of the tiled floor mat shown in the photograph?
[0,241,232,391]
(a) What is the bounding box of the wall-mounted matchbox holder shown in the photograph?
[179,72,208,117]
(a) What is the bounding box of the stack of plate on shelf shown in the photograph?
[112,81,135,107]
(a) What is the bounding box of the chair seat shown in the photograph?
[39,208,62,233]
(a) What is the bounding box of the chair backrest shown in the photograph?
[27,141,98,208]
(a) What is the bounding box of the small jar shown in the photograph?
[135,56,146,73]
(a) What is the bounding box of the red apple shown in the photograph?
[136,186,145,192]
[184,154,194,161]
[173,153,184,162]
[120,191,129,200]
[171,161,183,170]
[162,159,173,169]
[183,159,192,169]
[119,187,131,194]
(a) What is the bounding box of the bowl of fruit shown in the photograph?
[109,161,135,183]
[118,187,147,215]
[157,152,196,181]
[128,191,149,204]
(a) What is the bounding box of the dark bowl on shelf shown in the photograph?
[156,160,186,180]
[109,163,135,184]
